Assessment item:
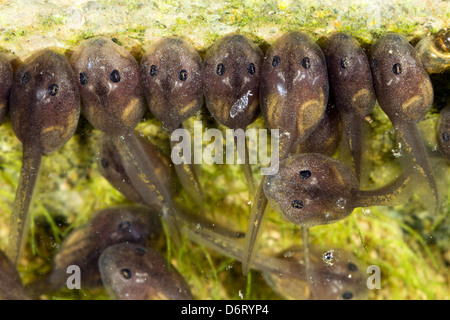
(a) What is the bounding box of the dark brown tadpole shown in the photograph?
[0,55,13,125]
[323,33,376,182]
[27,205,163,296]
[140,36,204,206]
[203,33,264,194]
[70,37,181,243]
[264,153,410,227]
[0,249,30,300]
[8,49,81,265]
[182,227,367,300]
[436,104,450,160]
[99,243,193,300]
[243,31,329,274]
[370,33,439,210]
[416,30,450,74]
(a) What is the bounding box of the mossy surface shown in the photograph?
[0,0,448,300]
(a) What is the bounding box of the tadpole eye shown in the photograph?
[347,262,358,272]
[392,63,402,75]
[110,69,121,83]
[48,84,59,96]
[101,158,109,169]
[150,65,157,77]
[178,69,188,81]
[442,132,449,142]
[79,72,88,85]
[340,57,350,68]
[216,63,226,76]
[22,72,31,85]
[118,221,131,232]
[301,57,311,69]
[120,268,132,280]
[291,199,303,209]
[134,247,146,256]
[299,170,311,179]
[342,291,353,300]
[272,55,281,67]
[247,63,256,75]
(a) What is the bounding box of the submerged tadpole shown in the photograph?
[140,36,204,207]
[8,49,80,265]
[370,33,439,211]
[203,33,264,195]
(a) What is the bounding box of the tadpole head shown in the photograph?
[70,37,145,135]
[203,33,263,129]
[10,49,80,154]
[370,33,433,123]
[264,153,358,227]
[140,37,203,132]
[260,32,329,151]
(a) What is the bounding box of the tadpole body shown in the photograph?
[370,33,438,210]
[243,31,329,274]
[264,153,410,227]
[140,37,204,206]
[8,49,80,265]
[323,33,376,182]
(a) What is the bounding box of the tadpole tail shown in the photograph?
[112,133,182,245]
[7,146,42,266]
[183,223,297,277]
[302,226,315,299]
[355,174,412,208]
[342,113,365,183]
[241,137,255,196]
[242,133,293,275]
[169,125,204,208]
[242,178,268,275]
[395,121,440,211]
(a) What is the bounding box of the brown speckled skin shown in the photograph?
[323,33,375,119]
[10,49,80,154]
[260,31,328,157]
[29,205,163,295]
[265,153,358,227]
[0,55,12,125]
[99,243,193,300]
[436,105,450,159]
[70,37,145,135]
[370,33,438,207]
[203,33,263,130]
[370,33,433,124]
[140,36,203,133]
[264,153,410,227]
[323,33,376,179]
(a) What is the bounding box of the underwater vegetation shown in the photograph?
[0,7,448,299]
